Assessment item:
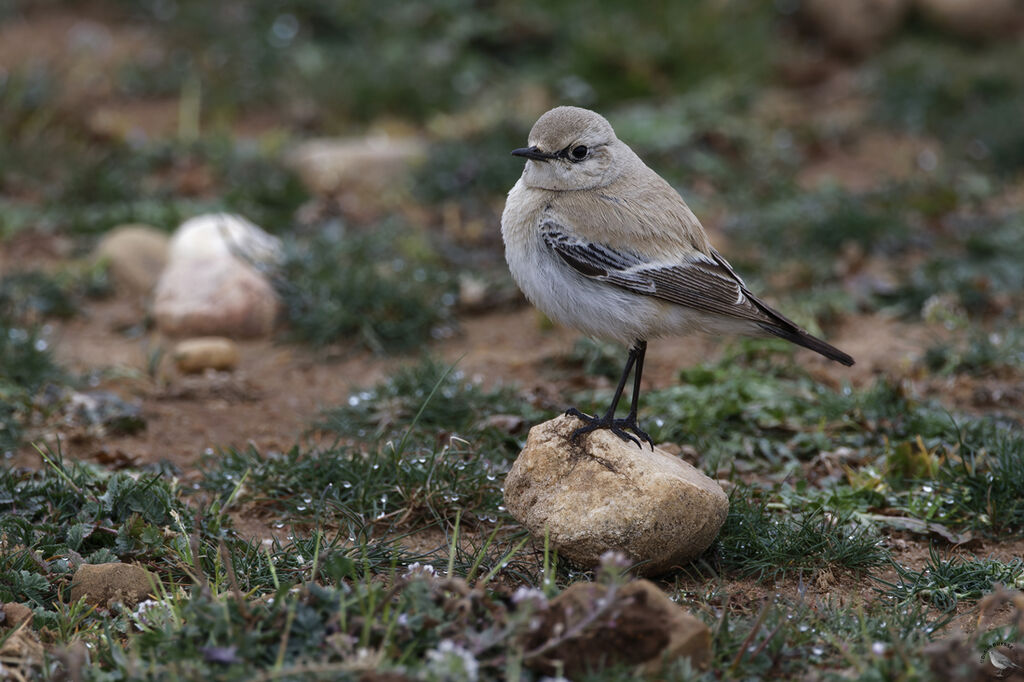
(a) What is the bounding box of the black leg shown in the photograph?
[566,340,653,448]
[622,341,653,446]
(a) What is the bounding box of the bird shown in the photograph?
[500,105,854,448]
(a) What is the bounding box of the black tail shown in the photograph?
[733,281,855,366]
[759,322,855,366]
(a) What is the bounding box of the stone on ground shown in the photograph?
[70,562,155,608]
[1,602,33,629]
[285,134,426,196]
[284,134,426,219]
[93,224,170,294]
[801,0,910,56]
[503,414,729,577]
[524,579,711,676]
[173,336,240,373]
[153,214,282,338]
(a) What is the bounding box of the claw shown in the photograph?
[564,408,652,449]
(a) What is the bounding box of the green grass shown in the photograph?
[273,228,457,353]
[0,71,307,240]
[636,346,918,468]
[97,0,775,124]
[715,487,888,582]
[4,356,1024,680]
[878,548,1024,613]
[874,37,1024,174]
[201,358,549,529]
[315,356,542,447]
[922,327,1024,376]
[879,213,1024,318]
[197,440,508,530]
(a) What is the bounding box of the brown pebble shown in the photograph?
[174,337,240,374]
[70,562,155,608]
[1,601,33,629]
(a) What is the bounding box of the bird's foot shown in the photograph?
[564,408,654,449]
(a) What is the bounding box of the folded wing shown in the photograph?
[541,222,854,366]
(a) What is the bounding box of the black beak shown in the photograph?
[511,146,556,162]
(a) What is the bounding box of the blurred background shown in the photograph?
[2,0,1024,459]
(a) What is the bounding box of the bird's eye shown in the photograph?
[570,145,588,160]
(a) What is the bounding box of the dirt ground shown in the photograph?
[12,274,934,474]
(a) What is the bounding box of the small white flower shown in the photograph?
[132,599,173,631]
[511,586,548,608]
[403,562,437,578]
[599,550,631,573]
[425,640,479,682]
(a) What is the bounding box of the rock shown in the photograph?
[153,214,282,338]
[284,135,426,219]
[166,213,281,265]
[285,135,426,196]
[503,415,728,576]
[0,624,43,670]
[915,0,1024,41]
[93,224,170,294]
[1,602,33,629]
[173,336,240,373]
[801,0,910,56]
[70,562,155,608]
[524,580,711,676]
[66,390,146,436]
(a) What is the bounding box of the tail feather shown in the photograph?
[759,322,855,366]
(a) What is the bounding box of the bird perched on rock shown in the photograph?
[501,106,854,447]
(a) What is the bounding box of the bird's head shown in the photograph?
[512,106,626,191]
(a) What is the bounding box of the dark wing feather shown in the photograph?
[542,224,766,322]
[542,225,855,366]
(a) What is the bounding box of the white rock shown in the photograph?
[167,213,281,265]
[153,214,281,338]
[94,224,169,294]
[504,414,729,577]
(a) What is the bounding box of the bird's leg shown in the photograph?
[566,340,651,448]
[618,340,653,447]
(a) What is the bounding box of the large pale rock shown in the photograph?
[153,214,282,338]
[801,0,910,56]
[524,580,711,676]
[71,562,155,608]
[173,336,240,373]
[285,135,426,196]
[285,135,426,220]
[93,224,170,294]
[504,415,728,576]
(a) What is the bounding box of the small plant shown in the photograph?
[198,440,508,529]
[274,227,456,353]
[878,548,1024,612]
[716,487,888,582]
[316,356,537,447]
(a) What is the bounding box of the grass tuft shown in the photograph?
[716,487,889,582]
[878,547,1024,612]
[274,227,456,353]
